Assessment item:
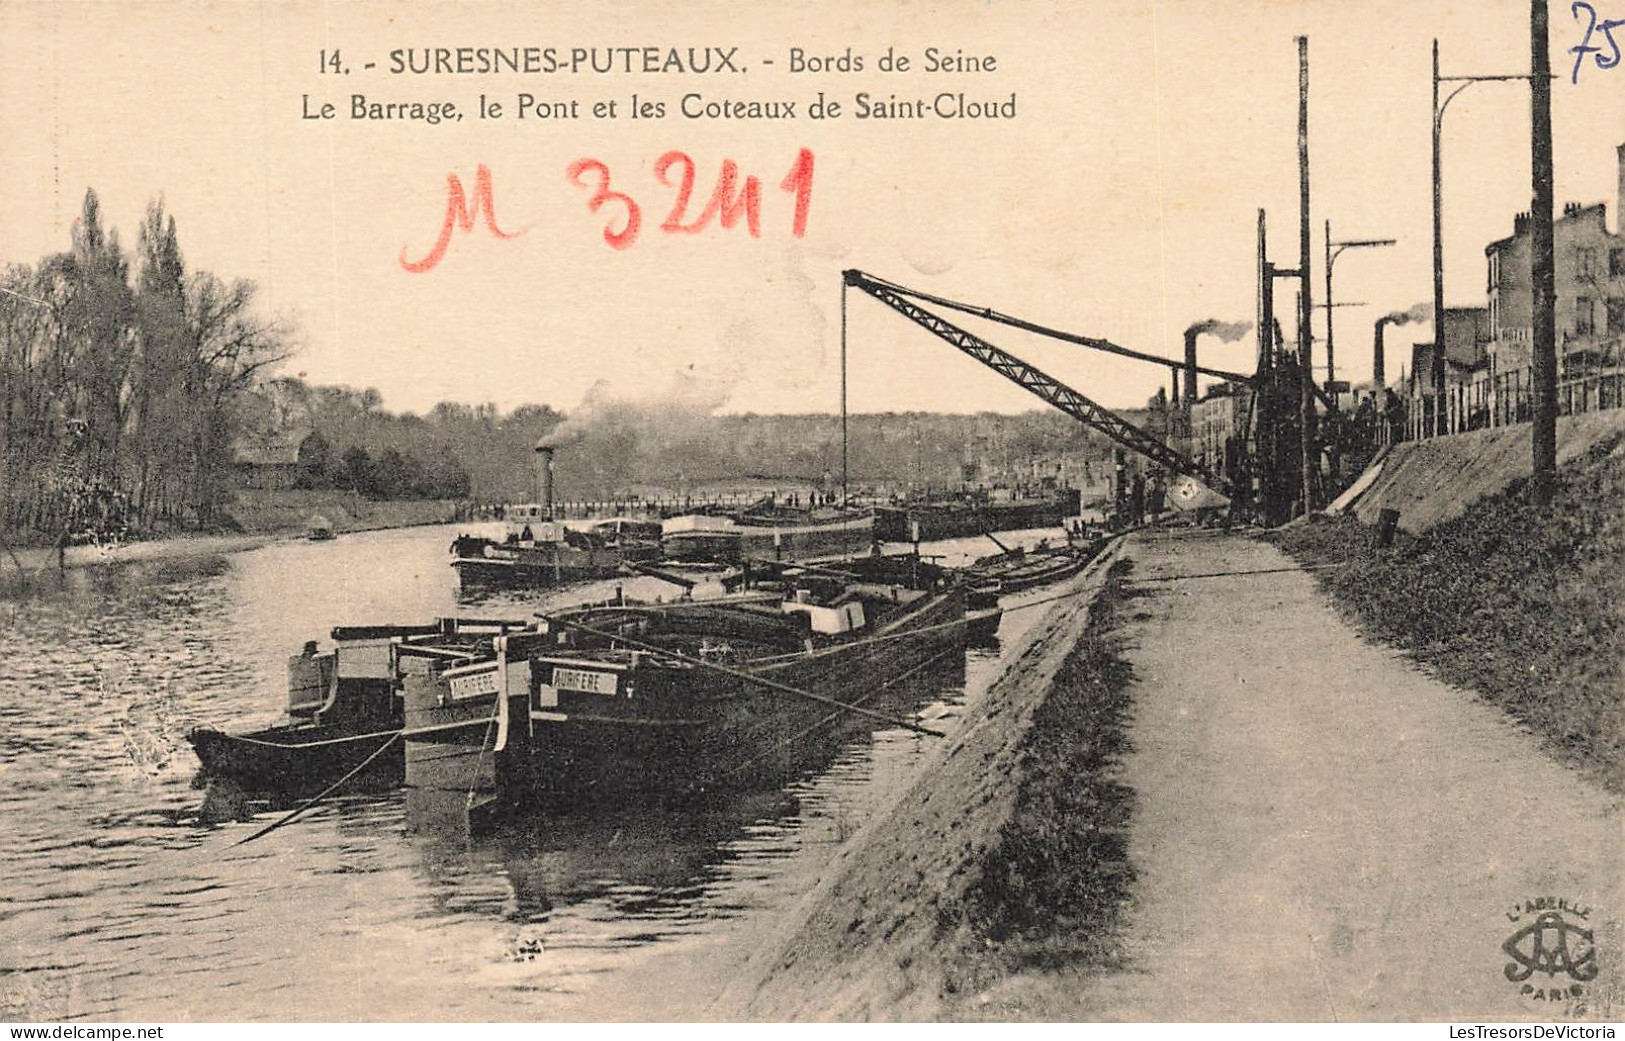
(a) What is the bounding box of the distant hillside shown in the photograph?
[244,377,1149,503]
[549,410,1142,502]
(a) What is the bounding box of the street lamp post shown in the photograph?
[1431,38,1536,437]
[1324,220,1396,408]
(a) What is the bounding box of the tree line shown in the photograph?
[1,191,289,544]
[1,188,1126,547]
[291,435,473,501]
[242,379,559,504]
[259,387,1124,506]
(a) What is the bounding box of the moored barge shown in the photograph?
[187,618,526,800]
[401,569,972,828]
[451,442,662,589]
[874,483,1081,542]
[660,502,875,564]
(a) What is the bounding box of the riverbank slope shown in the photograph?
[1336,411,1624,535]
[1278,430,1623,790]
[723,528,1620,1020]
[713,540,1134,1019]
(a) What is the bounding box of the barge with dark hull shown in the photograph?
[873,484,1081,542]
[659,503,875,564]
[728,551,1003,644]
[450,515,662,589]
[401,569,975,829]
[450,442,662,590]
[187,618,526,801]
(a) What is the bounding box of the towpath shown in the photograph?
[980,527,1620,1021]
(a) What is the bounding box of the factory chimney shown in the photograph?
[1373,316,1390,391]
[534,442,555,519]
[1183,329,1199,404]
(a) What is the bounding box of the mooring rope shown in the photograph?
[540,614,948,738]
[466,703,501,813]
[229,732,402,848]
[204,727,401,749]
[716,644,962,782]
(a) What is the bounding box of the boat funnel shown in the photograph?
[535,442,555,519]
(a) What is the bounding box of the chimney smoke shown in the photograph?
[1381,301,1432,326]
[1181,319,1252,404]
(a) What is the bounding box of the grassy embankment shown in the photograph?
[1272,434,1624,791]
[944,562,1138,995]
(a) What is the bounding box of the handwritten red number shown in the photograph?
[779,148,814,238]
[566,158,641,250]
[655,151,703,233]
[702,160,761,237]
[658,152,761,238]
[399,164,524,273]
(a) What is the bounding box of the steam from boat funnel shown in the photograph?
[534,442,555,520]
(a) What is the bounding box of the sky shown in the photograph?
[1,0,1620,417]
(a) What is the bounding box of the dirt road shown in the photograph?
[980,528,1620,1021]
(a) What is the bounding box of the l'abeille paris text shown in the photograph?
[388,46,744,75]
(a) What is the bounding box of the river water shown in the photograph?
[0,523,1061,1021]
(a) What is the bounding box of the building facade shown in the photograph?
[1405,307,1491,439]
[1186,384,1251,485]
[1478,142,1624,428]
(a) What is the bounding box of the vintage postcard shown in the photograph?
[0,0,1620,1027]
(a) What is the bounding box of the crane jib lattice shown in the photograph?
[843,269,1235,497]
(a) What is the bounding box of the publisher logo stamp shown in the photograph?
[1504,897,1597,1007]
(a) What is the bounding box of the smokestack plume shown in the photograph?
[1381,301,1432,327]
[1185,319,1254,342]
[1182,319,1253,402]
[534,442,555,519]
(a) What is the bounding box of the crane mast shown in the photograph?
[842,269,1236,498]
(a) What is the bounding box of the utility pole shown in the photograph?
[1298,36,1315,517]
[1258,209,1313,526]
[1325,219,1336,409]
[840,278,850,507]
[1257,208,1274,524]
[1530,0,1557,505]
[1431,39,1535,439]
[1431,38,1447,438]
[1325,222,1397,409]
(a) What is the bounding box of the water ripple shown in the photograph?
[0,523,1060,1020]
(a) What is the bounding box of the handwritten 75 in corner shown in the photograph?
[1571,1,1624,82]
[398,149,816,273]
